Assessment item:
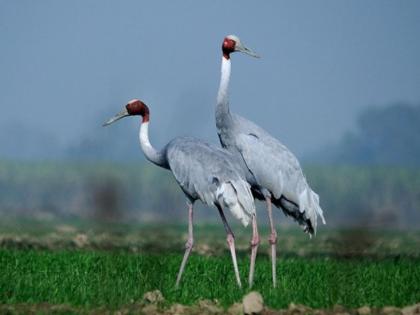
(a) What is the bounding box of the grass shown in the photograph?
[1,249,419,310]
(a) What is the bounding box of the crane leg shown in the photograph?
[266,196,277,288]
[175,202,194,288]
[217,205,242,288]
[248,214,260,288]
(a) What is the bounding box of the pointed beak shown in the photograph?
[103,107,129,126]
[237,45,260,58]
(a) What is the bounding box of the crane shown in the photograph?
[103,99,256,288]
[215,35,326,288]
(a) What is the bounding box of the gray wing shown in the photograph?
[166,137,255,226]
[233,115,325,233]
[236,132,304,198]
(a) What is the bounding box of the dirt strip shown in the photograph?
[1,290,419,315]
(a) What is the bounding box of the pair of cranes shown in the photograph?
[104,35,325,288]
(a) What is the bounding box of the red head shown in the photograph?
[222,37,237,59]
[221,35,260,60]
[126,99,150,122]
[103,99,150,127]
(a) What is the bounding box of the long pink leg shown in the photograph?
[175,202,194,287]
[248,214,260,287]
[217,205,242,288]
[266,197,277,288]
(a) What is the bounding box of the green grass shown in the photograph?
[1,249,419,309]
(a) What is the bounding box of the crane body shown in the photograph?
[104,99,256,288]
[215,35,326,287]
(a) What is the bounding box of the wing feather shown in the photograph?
[166,137,255,226]
[235,129,325,233]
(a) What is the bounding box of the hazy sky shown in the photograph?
[1,0,420,158]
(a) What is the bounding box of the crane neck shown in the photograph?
[139,120,168,169]
[216,56,233,127]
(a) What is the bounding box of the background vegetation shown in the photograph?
[2,103,419,227]
[1,160,419,228]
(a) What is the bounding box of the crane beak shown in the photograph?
[103,108,129,126]
[237,45,260,58]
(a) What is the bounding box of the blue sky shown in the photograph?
[1,0,420,159]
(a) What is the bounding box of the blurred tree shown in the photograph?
[328,104,420,166]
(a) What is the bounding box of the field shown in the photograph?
[1,160,419,314]
[1,220,420,314]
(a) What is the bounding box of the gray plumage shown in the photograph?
[217,35,325,235]
[164,137,255,226]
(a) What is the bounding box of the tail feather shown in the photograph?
[216,180,255,227]
[274,189,325,235]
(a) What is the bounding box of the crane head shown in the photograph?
[103,99,150,126]
[222,35,260,59]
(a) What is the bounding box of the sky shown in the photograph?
[1,0,420,159]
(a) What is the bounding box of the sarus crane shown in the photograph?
[215,35,326,287]
[104,99,256,288]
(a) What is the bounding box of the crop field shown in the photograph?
[1,219,420,314]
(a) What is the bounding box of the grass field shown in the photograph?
[1,249,420,310]
[1,220,420,313]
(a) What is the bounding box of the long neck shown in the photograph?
[139,120,168,169]
[216,56,233,128]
